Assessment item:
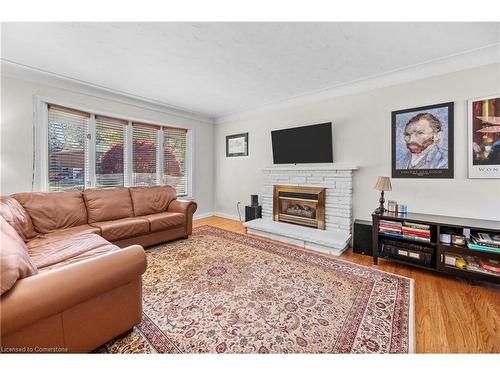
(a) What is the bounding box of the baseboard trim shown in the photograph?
[194,211,245,222]
[213,212,242,222]
[193,212,215,220]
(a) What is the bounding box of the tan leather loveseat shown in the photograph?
[0,185,197,353]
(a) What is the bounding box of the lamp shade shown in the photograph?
[374,176,392,191]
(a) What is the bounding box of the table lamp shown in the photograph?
[374,176,392,214]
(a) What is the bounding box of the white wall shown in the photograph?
[0,75,215,216]
[214,64,500,222]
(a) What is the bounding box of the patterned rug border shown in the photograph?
[191,224,416,353]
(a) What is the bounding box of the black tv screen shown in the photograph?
[271,122,333,164]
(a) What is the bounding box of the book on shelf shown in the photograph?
[403,222,430,230]
[380,222,401,227]
[379,227,401,232]
[479,259,500,273]
[380,219,402,224]
[402,228,430,237]
[379,231,404,237]
[467,237,500,254]
[378,220,431,242]
[477,233,500,246]
[464,256,500,277]
[402,225,430,233]
[473,238,500,249]
[379,231,431,243]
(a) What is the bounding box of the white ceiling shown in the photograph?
[1,22,499,120]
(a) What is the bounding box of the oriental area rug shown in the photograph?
[98,225,415,354]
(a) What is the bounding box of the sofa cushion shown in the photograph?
[38,243,120,272]
[27,232,117,270]
[83,188,134,223]
[89,217,150,242]
[142,212,185,232]
[27,224,101,250]
[0,196,38,241]
[0,218,38,295]
[129,185,177,217]
[13,191,87,234]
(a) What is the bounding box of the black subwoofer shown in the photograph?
[353,219,373,256]
[245,205,262,222]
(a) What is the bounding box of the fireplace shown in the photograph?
[273,185,325,229]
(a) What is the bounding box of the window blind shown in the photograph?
[95,116,127,187]
[43,104,190,195]
[47,105,90,191]
[132,124,159,186]
[164,128,188,196]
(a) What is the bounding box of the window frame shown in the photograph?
[33,96,194,198]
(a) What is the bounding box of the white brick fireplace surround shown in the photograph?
[244,164,358,256]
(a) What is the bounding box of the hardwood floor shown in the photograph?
[193,216,500,353]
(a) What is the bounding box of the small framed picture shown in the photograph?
[468,95,500,179]
[392,102,454,179]
[226,132,248,157]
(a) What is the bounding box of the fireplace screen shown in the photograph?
[273,185,325,229]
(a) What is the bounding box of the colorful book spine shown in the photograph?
[479,259,500,274]
[402,228,430,237]
[404,222,430,230]
[379,221,402,235]
[379,228,401,233]
[477,233,500,246]
[474,235,500,248]
[475,241,500,249]
[401,226,429,233]
[467,243,500,254]
[379,232,404,238]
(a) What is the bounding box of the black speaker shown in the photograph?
[353,219,373,256]
[251,194,259,207]
[245,205,262,222]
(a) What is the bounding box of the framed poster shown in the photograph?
[392,102,454,178]
[226,132,248,157]
[468,95,500,179]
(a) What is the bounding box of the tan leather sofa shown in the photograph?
[0,185,197,353]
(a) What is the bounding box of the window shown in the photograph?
[47,105,89,191]
[95,116,127,188]
[164,128,187,196]
[132,124,159,186]
[38,102,191,196]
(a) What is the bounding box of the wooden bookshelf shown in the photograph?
[372,211,500,284]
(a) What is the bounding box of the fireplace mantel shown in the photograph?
[262,164,358,172]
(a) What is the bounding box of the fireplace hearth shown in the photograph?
[245,164,357,256]
[273,185,325,229]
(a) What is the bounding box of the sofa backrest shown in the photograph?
[0,196,38,241]
[129,185,177,217]
[13,191,88,234]
[83,187,134,223]
[0,217,38,295]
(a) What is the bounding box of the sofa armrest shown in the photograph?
[168,200,197,235]
[0,245,146,336]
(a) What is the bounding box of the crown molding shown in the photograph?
[0,58,215,125]
[216,43,500,125]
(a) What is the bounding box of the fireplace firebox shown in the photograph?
[273,185,325,229]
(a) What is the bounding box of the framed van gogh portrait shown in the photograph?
[468,95,500,179]
[392,102,454,179]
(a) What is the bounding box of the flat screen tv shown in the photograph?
[271,122,333,164]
